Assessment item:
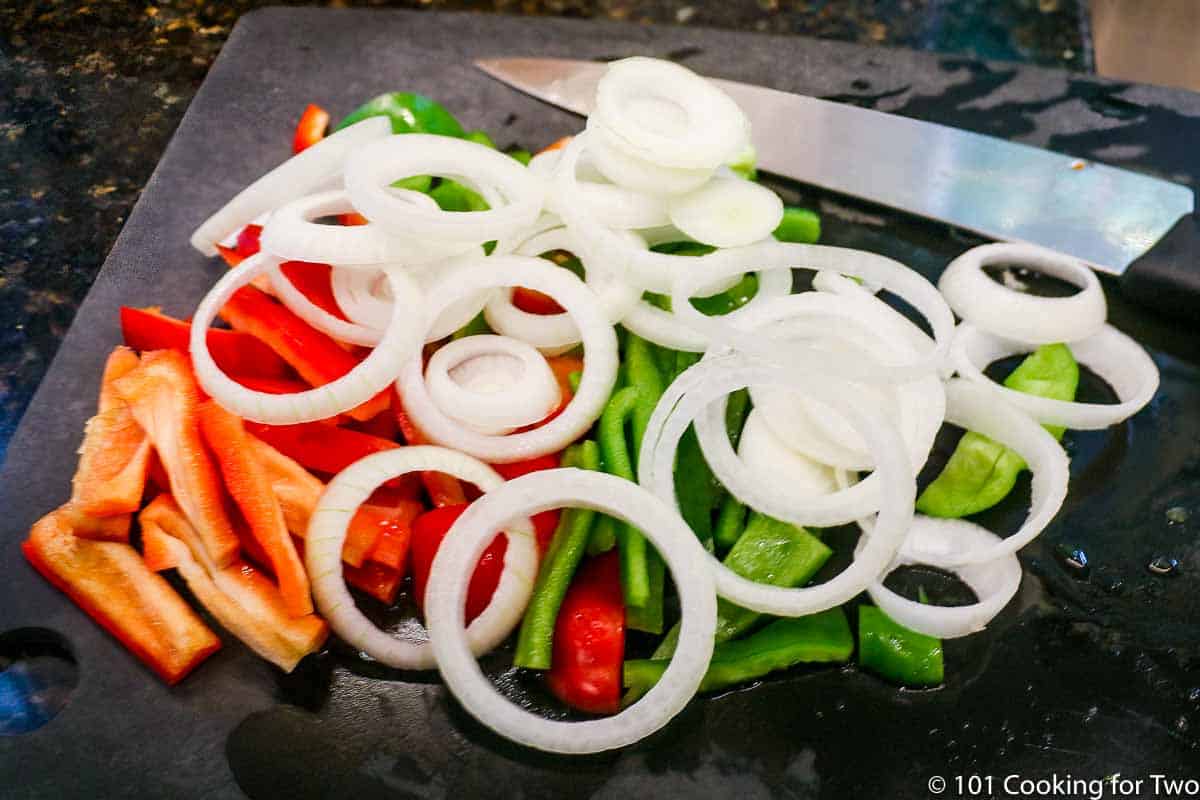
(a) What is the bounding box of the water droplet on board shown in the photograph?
[1148,556,1180,576]
[1166,506,1190,525]
[1188,687,1200,703]
[1176,717,1190,734]
[1054,544,1090,577]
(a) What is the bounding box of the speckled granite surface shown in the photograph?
[0,0,1086,459]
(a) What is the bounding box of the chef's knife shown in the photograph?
[477,57,1199,320]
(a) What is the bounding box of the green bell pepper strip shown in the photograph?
[598,386,653,613]
[336,92,466,137]
[586,513,618,556]
[567,369,583,395]
[652,513,831,659]
[451,312,492,340]
[512,440,602,669]
[772,207,821,244]
[624,333,665,449]
[857,605,944,687]
[641,273,759,317]
[508,149,533,166]
[463,130,496,148]
[917,343,1078,518]
[624,609,853,698]
[430,179,490,213]
[712,387,753,552]
[726,142,758,181]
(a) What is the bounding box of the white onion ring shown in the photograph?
[667,174,783,249]
[737,409,843,496]
[268,261,385,347]
[593,57,749,170]
[938,242,1107,344]
[901,378,1070,567]
[425,335,561,433]
[671,240,956,383]
[344,134,543,242]
[189,252,422,424]
[865,517,1022,639]
[399,255,619,462]
[190,117,391,256]
[951,323,1159,431]
[425,468,716,753]
[585,118,715,196]
[307,446,537,670]
[640,355,917,614]
[330,267,393,330]
[260,189,475,266]
[536,148,670,229]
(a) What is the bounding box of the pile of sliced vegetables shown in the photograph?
[24,57,1160,753]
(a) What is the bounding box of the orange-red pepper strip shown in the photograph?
[392,391,467,507]
[120,306,293,380]
[292,103,330,154]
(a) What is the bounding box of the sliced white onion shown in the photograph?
[189,252,422,424]
[399,255,619,462]
[260,189,475,266]
[425,468,716,753]
[344,134,543,242]
[190,117,391,256]
[901,378,1070,567]
[330,267,393,330]
[592,57,749,170]
[865,517,1022,639]
[307,446,537,670]
[737,409,842,496]
[938,242,1106,344]
[268,261,385,347]
[667,174,783,249]
[584,119,714,196]
[670,240,956,382]
[536,148,670,229]
[425,335,561,434]
[619,265,793,352]
[640,355,917,614]
[951,323,1159,430]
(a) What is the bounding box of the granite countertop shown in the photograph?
[0,0,1088,459]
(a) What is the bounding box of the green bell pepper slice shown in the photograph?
[917,343,1078,518]
[857,605,944,687]
[336,92,466,137]
[772,206,821,244]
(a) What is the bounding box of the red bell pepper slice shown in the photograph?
[292,103,330,154]
[344,561,403,605]
[120,306,292,380]
[237,224,263,257]
[545,550,625,714]
[199,401,312,618]
[392,392,468,507]
[279,261,347,321]
[68,347,152,536]
[492,454,562,554]
[339,212,369,226]
[218,285,388,421]
[243,420,415,489]
[359,499,423,572]
[511,287,565,315]
[409,503,505,623]
[114,350,240,568]
[24,508,221,684]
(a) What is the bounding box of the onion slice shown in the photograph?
[737,409,843,496]
[865,517,1022,639]
[189,252,422,424]
[425,335,561,433]
[268,261,385,347]
[667,174,783,249]
[938,242,1106,344]
[900,378,1070,567]
[425,468,716,753]
[190,117,391,256]
[951,323,1159,431]
[399,255,619,462]
[307,446,537,670]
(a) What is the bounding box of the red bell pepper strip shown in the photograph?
[392,392,468,507]
[25,508,221,684]
[237,224,263,257]
[68,347,152,536]
[218,285,389,422]
[279,261,347,321]
[344,561,403,605]
[492,454,563,554]
[120,306,293,380]
[511,287,565,315]
[114,350,240,568]
[292,103,330,154]
[198,401,312,618]
[409,503,505,623]
[230,375,313,395]
[339,212,369,226]
[243,420,414,489]
[246,434,385,567]
[359,499,423,571]
[545,550,625,714]
[546,355,583,401]
[140,494,328,671]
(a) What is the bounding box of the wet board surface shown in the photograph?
[1,8,1199,798]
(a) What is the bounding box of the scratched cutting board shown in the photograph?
[1,9,1199,798]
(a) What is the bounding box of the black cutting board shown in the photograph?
[2,9,1199,798]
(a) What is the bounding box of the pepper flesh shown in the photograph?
[336,92,466,137]
[772,206,822,244]
[492,453,563,554]
[392,393,468,507]
[409,503,506,624]
[545,550,625,715]
[917,343,1078,518]
[218,285,388,422]
[114,350,240,568]
[120,306,293,379]
[198,401,311,617]
[857,605,944,687]
[24,508,220,684]
[513,440,602,670]
[624,609,852,696]
[292,103,330,154]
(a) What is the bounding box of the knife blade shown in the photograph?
[477,57,1200,318]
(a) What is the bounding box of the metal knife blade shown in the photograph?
[476,57,1195,277]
